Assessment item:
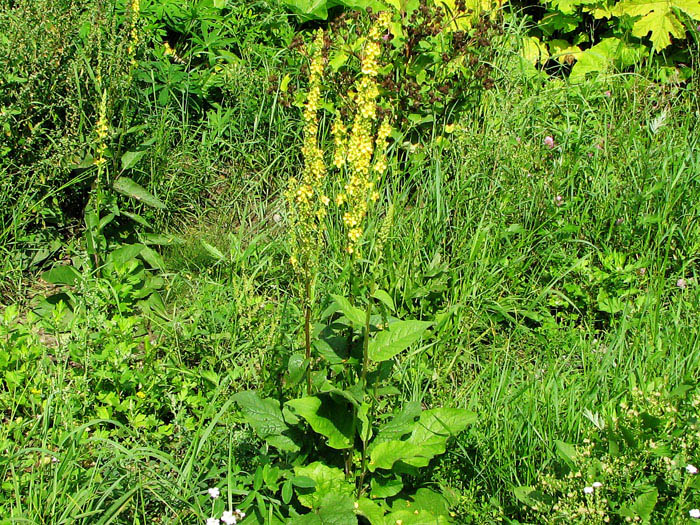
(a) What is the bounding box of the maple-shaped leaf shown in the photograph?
[614,0,700,50]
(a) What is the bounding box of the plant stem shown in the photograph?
[304,274,312,395]
[357,294,373,497]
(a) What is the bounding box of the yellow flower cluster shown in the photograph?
[127,0,140,68]
[334,13,392,255]
[94,91,109,167]
[286,30,328,275]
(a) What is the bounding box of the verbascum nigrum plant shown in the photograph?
[286,29,329,393]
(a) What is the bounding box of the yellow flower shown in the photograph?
[136,391,146,399]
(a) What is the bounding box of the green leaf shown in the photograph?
[330,295,366,327]
[570,37,647,82]
[370,475,403,498]
[368,320,431,362]
[200,239,226,261]
[374,402,421,443]
[294,463,352,509]
[287,353,309,387]
[121,150,147,171]
[369,440,418,470]
[372,289,395,312]
[282,479,293,504]
[233,391,299,452]
[112,177,166,209]
[369,408,476,471]
[554,440,578,466]
[632,489,658,522]
[354,497,385,523]
[282,0,329,20]
[383,509,450,524]
[108,243,144,266]
[614,0,700,50]
[42,265,81,286]
[286,396,354,449]
[513,486,551,508]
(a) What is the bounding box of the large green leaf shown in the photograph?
[289,493,358,524]
[614,0,700,50]
[282,0,329,19]
[233,391,299,451]
[354,497,385,524]
[112,177,166,209]
[406,408,476,465]
[369,408,476,470]
[368,320,432,362]
[294,463,352,509]
[570,37,646,82]
[286,396,354,449]
[383,510,450,525]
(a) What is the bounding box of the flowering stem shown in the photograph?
[304,275,312,395]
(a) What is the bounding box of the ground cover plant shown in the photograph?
[1,0,699,524]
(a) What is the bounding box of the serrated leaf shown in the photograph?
[614,0,700,50]
[233,391,299,451]
[112,177,165,209]
[286,396,354,449]
[368,320,431,362]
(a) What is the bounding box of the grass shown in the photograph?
[1,0,699,523]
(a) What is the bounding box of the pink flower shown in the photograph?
[677,278,687,289]
[555,195,564,207]
[604,90,611,97]
[544,136,555,149]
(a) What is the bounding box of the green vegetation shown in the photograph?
[1,0,699,523]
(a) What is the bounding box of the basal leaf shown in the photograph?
[233,391,299,451]
[368,320,431,362]
[286,396,354,449]
[294,463,352,509]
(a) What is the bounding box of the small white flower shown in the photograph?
[221,511,237,525]
[583,486,594,494]
[207,519,220,525]
[592,481,603,488]
[687,464,698,474]
[236,510,246,519]
[690,509,700,519]
[208,487,220,499]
